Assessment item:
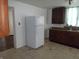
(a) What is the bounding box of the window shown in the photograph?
[66,7,79,26]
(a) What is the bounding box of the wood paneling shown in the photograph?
[0,0,9,37]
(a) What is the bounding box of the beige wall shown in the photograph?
[8,7,14,35]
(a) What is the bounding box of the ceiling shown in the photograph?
[16,0,79,8]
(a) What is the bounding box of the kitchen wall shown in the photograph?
[8,0,47,48]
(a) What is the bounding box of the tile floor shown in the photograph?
[0,40,79,59]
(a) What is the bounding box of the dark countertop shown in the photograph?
[50,28,79,32]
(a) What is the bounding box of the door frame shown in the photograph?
[8,7,16,48]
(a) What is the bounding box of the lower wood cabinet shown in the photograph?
[0,35,14,51]
[5,35,14,49]
[49,29,79,48]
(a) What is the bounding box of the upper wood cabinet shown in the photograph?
[52,7,66,24]
[0,0,9,37]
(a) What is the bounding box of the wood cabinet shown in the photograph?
[5,35,14,49]
[52,7,66,24]
[0,0,9,37]
[49,29,79,48]
[0,35,14,51]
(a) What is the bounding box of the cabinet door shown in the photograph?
[52,7,66,24]
[0,0,9,37]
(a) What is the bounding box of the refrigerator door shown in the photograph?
[35,26,44,48]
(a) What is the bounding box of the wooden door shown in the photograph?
[0,0,9,37]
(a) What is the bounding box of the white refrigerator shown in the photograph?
[25,16,44,48]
